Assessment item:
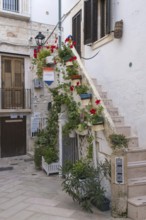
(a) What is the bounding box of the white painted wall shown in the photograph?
[31,0,58,25]
[62,0,146,147]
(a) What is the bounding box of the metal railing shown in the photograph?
[3,0,19,13]
[0,88,31,109]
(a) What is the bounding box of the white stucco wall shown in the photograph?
[62,0,146,147]
[31,0,58,25]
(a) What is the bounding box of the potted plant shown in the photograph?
[32,48,51,78]
[109,133,129,151]
[65,61,82,85]
[90,104,104,131]
[58,43,74,63]
[75,83,92,105]
[62,159,110,212]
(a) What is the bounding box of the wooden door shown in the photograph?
[72,10,81,56]
[2,57,24,109]
[1,117,26,157]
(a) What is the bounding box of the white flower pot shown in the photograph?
[66,61,73,66]
[92,124,104,132]
[75,129,88,136]
[71,79,81,86]
[81,98,91,106]
[69,130,76,138]
[46,55,54,64]
[42,156,60,176]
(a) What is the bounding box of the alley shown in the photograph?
[0,155,129,220]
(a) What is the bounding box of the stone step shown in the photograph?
[107,107,119,116]
[127,137,139,149]
[128,196,146,220]
[127,148,146,162]
[128,177,146,198]
[102,99,113,108]
[99,91,108,99]
[128,160,146,179]
[111,116,125,126]
[116,126,131,137]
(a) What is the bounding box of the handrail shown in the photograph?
[72,47,116,133]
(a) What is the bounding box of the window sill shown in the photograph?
[91,33,114,50]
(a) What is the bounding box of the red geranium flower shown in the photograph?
[70,86,74,91]
[73,56,77,60]
[90,108,96,114]
[76,82,80,86]
[73,41,76,46]
[95,99,101,105]
[65,38,69,42]
[70,45,73,48]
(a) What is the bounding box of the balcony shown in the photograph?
[0,88,31,111]
[0,0,30,20]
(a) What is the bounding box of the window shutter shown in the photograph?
[92,0,98,42]
[84,0,98,44]
[106,0,111,34]
[84,0,92,44]
[72,11,81,56]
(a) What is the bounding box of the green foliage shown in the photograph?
[34,146,44,169]
[32,48,51,78]
[109,133,129,150]
[66,61,79,77]
[62,159,110,212]
[58,44,73,62]
[75,84,89,95]
[43,147,58,164]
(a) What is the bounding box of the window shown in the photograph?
[3,0,19,13]
[84,0,111,45]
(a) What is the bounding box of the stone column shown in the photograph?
[111,149,128,218]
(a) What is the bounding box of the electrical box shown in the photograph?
[115,157,124,184]
[33,78,43,89]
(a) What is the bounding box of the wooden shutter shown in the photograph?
[106,0,111,34]
[84,0,98,44]
[84,0,92,44]
[72,10,81,56]
[92,0,98,42]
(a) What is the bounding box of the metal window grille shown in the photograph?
[3,0,19,13]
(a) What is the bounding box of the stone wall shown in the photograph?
[0,16,58,153]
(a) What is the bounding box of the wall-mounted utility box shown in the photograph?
[33,78,44,89]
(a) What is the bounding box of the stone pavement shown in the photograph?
[0,155,131,220]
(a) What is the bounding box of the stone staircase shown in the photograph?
[92,79,146,220]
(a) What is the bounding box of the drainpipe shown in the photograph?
[58,0,62,48]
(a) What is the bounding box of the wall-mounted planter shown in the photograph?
[69,130,76,138]
[70,75,82,86]
[79,93,92,100]
[70,75,82,80]
[42,156,59,176]
[81,98,91,106]
[92,124,104,132]
[75,129,88,136]
[66,61,73,66]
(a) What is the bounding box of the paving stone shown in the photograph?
[10,210,34,220]
[28,204,75,218]
[0,202,29,218]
